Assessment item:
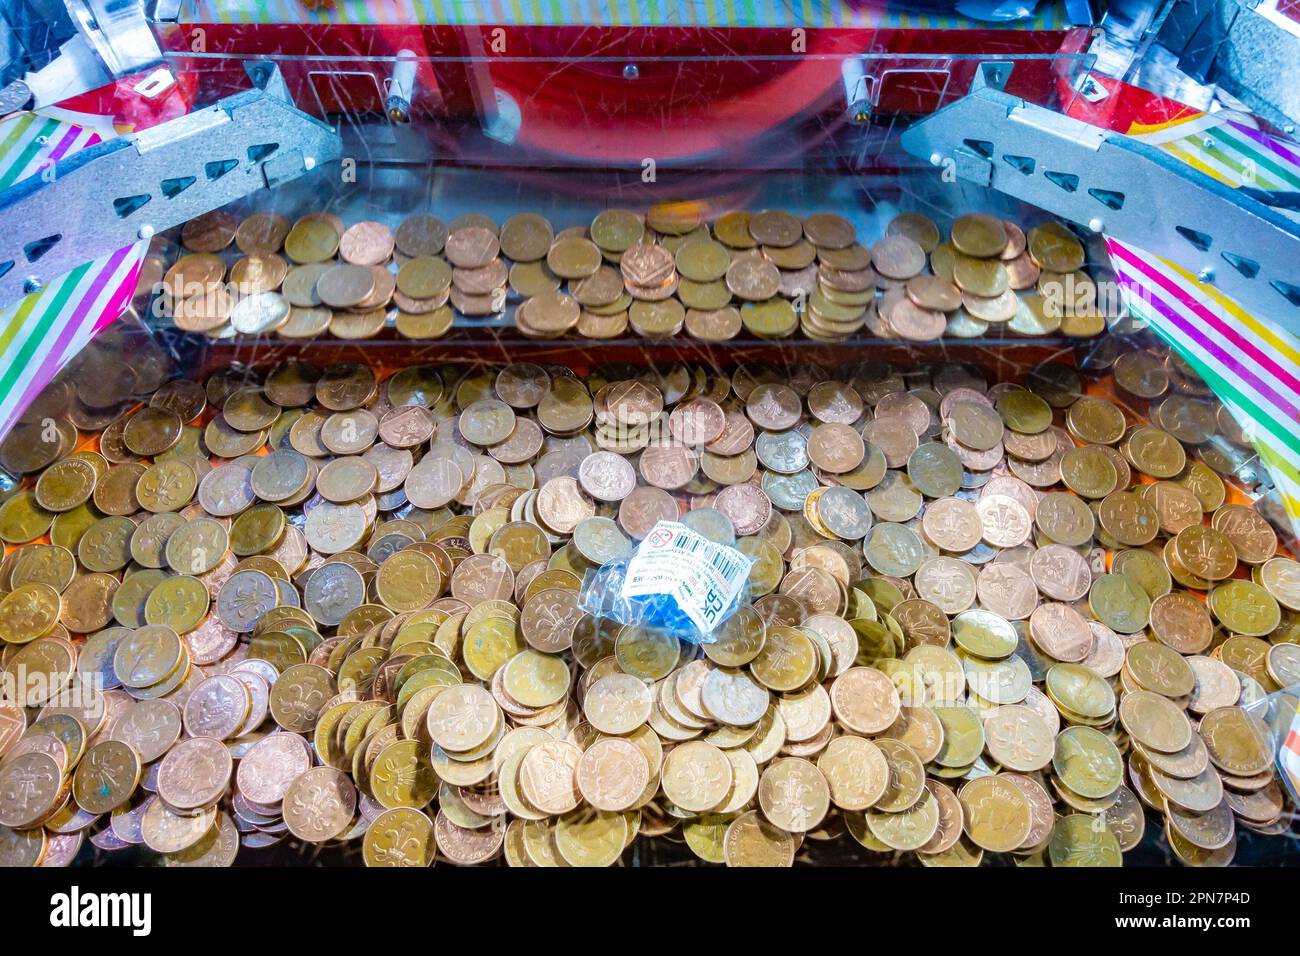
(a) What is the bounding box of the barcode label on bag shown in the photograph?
[621,521,751,634]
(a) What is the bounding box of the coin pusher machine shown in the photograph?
[2,0,1299,530]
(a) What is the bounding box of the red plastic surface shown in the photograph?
[157,23,1085,162]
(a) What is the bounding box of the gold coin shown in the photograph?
[363,808,436,866]
[750,625,816,691]
[371,740,438,809]
[0,583,61,644]
[957,775,1030,852]
[547,237,602,279]
[1049,813,1122,866]
[0,752,63,828]
[1210,579,1280,637]
[723,810,796,867]
[1053,726,1123,799]
[952,254,1008,297]
[72,739,141,814]
[951,213,1008,258]
[663,741,733,813]
[396,257,452,299]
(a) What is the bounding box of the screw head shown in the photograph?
[1088,217,1104,233]
[22,276,41,294]
[1197,267,1214,283]
[304,156,316,170]
[623,64,639,79]
[137,224,155,239]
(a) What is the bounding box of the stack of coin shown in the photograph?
[870,213,1095,340]
[158,204,1105,345]
[0,324,1294,868]
[446,217,509,320]
[806,227,876,341]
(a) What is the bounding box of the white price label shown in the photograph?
[620,521,751,635]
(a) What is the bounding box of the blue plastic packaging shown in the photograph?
[577,520,754,645]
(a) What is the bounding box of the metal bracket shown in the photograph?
[0,62,342,306]
[19,0,165,108]
[900,85,1300,333]
[65,0,162,78]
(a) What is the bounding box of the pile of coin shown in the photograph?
[0,321,1294,867]
[156,203,1101,344]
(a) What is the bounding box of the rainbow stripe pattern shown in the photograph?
[1127,110,1300,192]
[1106,236,1300,537]
[0,109,149,442]
[1106,110,1300,538]
[179,0,1070,28]
[0,107,117,189]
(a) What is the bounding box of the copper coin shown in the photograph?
[158,736,233,810]
[339,221,395,266]
[182,210,237,253]
[707,405,756,456]
[976,563,1038,620]
[1029,543,1093,603]
[806,423,864,473]
[806,382,864,425]
[685,306,742,341]
[888,297,945,341]
[618,486,680,538]
[405,457,463,509]
[317,264,376,309]
[236,732,310,805]
[802,212,856,249]
[536,477,595,534]
[604,380,663,426]
[163,253,225,299]
[870,235,926,280]
[639,443,699,490]
[749,209,803,247]
[951,213,1008,258]
[669,399,726,446]
[521,588,582,653]
[1029,602,1093,662]
[378,405,435,448]
[445,227,500,269]
[235,212,291,256]
[395,213,449,257]
[452,259,508,296]
[907,275,962,312]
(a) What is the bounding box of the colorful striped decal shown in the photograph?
[180,0,1069,27]
[0,109,146,442]
[0,108,115,190]
[1110,110,1300,534]
[1127,110,1300,192]
[0,242,149,440]
[1105,236,1300,534]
